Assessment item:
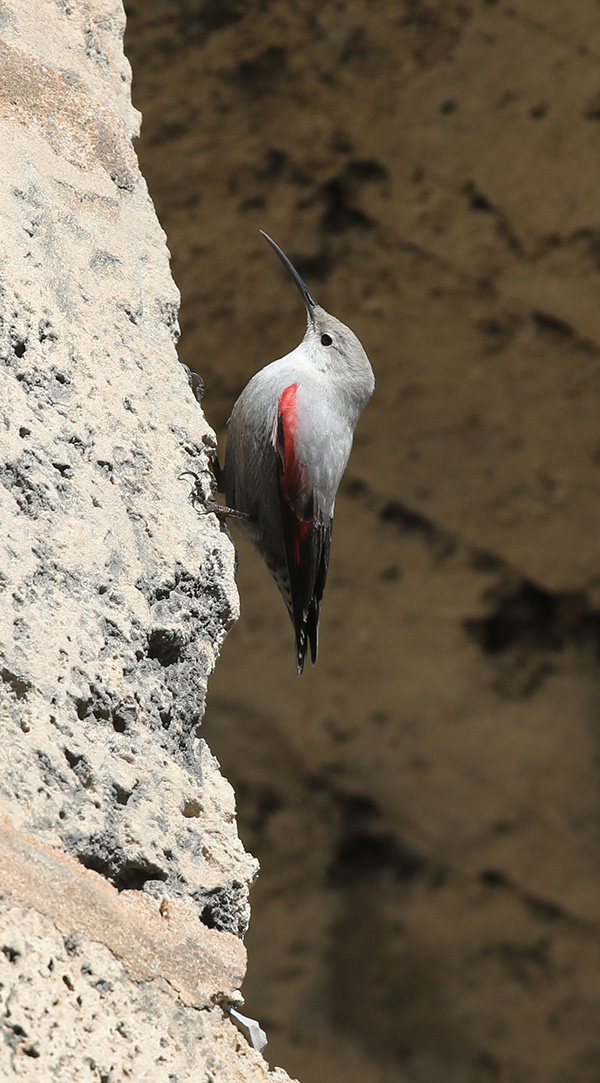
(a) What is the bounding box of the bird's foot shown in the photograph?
[181,364,205,404]
[211,451,224,493]
[179,471,255,523]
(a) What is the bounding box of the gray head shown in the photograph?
[260,231,374,406]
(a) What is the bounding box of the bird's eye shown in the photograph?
[321,333,333,346]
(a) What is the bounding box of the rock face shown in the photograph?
[0,3,295,1080]
[123,2,600,1082]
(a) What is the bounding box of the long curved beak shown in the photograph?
[260,231,317,319]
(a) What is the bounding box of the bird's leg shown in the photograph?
[207,502,256,523]
[179,470,255,523]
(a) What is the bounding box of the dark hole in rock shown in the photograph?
[147,628,183,666]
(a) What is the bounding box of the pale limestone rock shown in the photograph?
[0,902,295,1081]
[0,2,294,1080]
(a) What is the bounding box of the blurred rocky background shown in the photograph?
[124,2,600,1082]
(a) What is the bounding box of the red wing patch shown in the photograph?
[274,384,314,523]
[275,383,299,477]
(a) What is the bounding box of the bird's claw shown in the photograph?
[179,469,205,506]
[181,364,205,404]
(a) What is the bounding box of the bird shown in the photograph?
[221,232,374,674]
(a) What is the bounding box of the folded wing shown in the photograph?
[274,383,332,673]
